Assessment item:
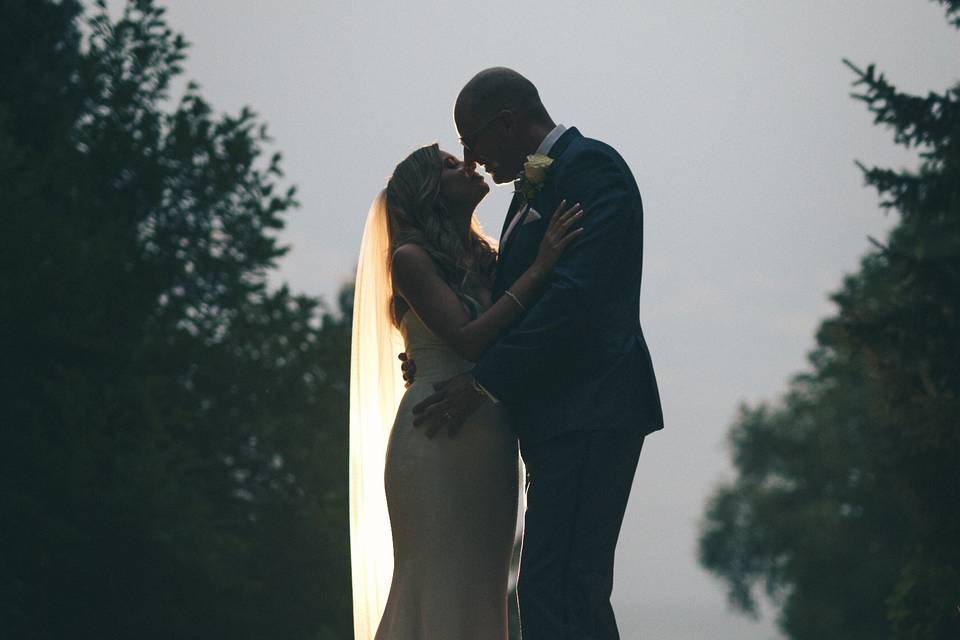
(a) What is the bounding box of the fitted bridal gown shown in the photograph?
[374,308,521,640]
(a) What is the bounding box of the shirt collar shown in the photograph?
[534,124,567,157]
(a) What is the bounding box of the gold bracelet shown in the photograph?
[504,289,526,312]
[471,378,488,399]
[472,378,500,404]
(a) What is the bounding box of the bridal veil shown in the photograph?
[349,191,405,640]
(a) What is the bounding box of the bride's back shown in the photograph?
[397,309,476,385]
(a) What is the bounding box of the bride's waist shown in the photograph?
[404,351,474,382]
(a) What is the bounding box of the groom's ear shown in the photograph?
[498,109,516,133]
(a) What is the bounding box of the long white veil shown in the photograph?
[349,190,406,640]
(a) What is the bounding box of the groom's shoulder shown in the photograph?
[586,136,628,161]
[555,131,632,176]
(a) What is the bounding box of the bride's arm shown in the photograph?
[392,201,584,362]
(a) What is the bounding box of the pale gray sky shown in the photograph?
[106,1,958,637]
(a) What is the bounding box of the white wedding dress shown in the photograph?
[374,308,521,640]
[349,192,523,639]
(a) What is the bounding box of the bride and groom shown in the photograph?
[349,67,664,640]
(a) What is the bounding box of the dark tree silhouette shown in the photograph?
[1,1,352,637]
[698,2,960,639]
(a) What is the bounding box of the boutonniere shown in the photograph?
[514,154,553,203]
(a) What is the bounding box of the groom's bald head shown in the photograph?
[454,67,554,184]
[455,67,548,124]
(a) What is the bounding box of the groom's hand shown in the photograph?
[411,372,487,438]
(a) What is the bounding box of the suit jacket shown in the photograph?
[473,127,664,444]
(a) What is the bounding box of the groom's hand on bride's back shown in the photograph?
[398,352,416,387]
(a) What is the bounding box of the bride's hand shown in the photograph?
[398,352,416,388]
[532,200,585,277]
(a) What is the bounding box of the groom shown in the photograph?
[411,67,663,640]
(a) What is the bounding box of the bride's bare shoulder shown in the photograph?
[392,243,429,260]
[391,243,433,267]
[391,244,437,286]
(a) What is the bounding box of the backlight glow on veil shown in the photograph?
[349,191,406,640]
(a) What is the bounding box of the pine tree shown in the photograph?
[698,2,960,638]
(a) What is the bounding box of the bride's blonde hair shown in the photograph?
[384,143,497,327]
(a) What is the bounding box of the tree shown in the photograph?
[698,2,960,638]
[1,1,352,637]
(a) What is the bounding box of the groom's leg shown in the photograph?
[518,430,644,640]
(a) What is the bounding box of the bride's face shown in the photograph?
[438,150,489,210]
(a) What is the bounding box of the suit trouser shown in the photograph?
[517,429,645,640]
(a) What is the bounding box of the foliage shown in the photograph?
[0,1,352,637]
[698,2,960,639]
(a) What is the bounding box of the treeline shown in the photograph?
[1,1,352,638]
[698,2,960,639]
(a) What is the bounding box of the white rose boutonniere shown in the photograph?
[514,154,553,203]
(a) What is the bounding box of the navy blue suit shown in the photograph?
[472,127,663,639]
[473,127,662,442]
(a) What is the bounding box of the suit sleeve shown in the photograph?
[472,149,637,404]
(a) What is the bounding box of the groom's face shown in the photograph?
[455,108,524,186]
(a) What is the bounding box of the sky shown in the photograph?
[102,1,959,638]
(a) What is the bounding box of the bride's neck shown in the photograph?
[447,206,475,247]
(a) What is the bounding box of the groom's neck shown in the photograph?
[523,117,557,155]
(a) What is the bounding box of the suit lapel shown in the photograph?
[497,190,526,260]
[494,192,523,296]
[500,192,524,242]
[499,127,578,243]
[494,128,581,292]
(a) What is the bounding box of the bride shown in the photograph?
[349,143,583,640]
